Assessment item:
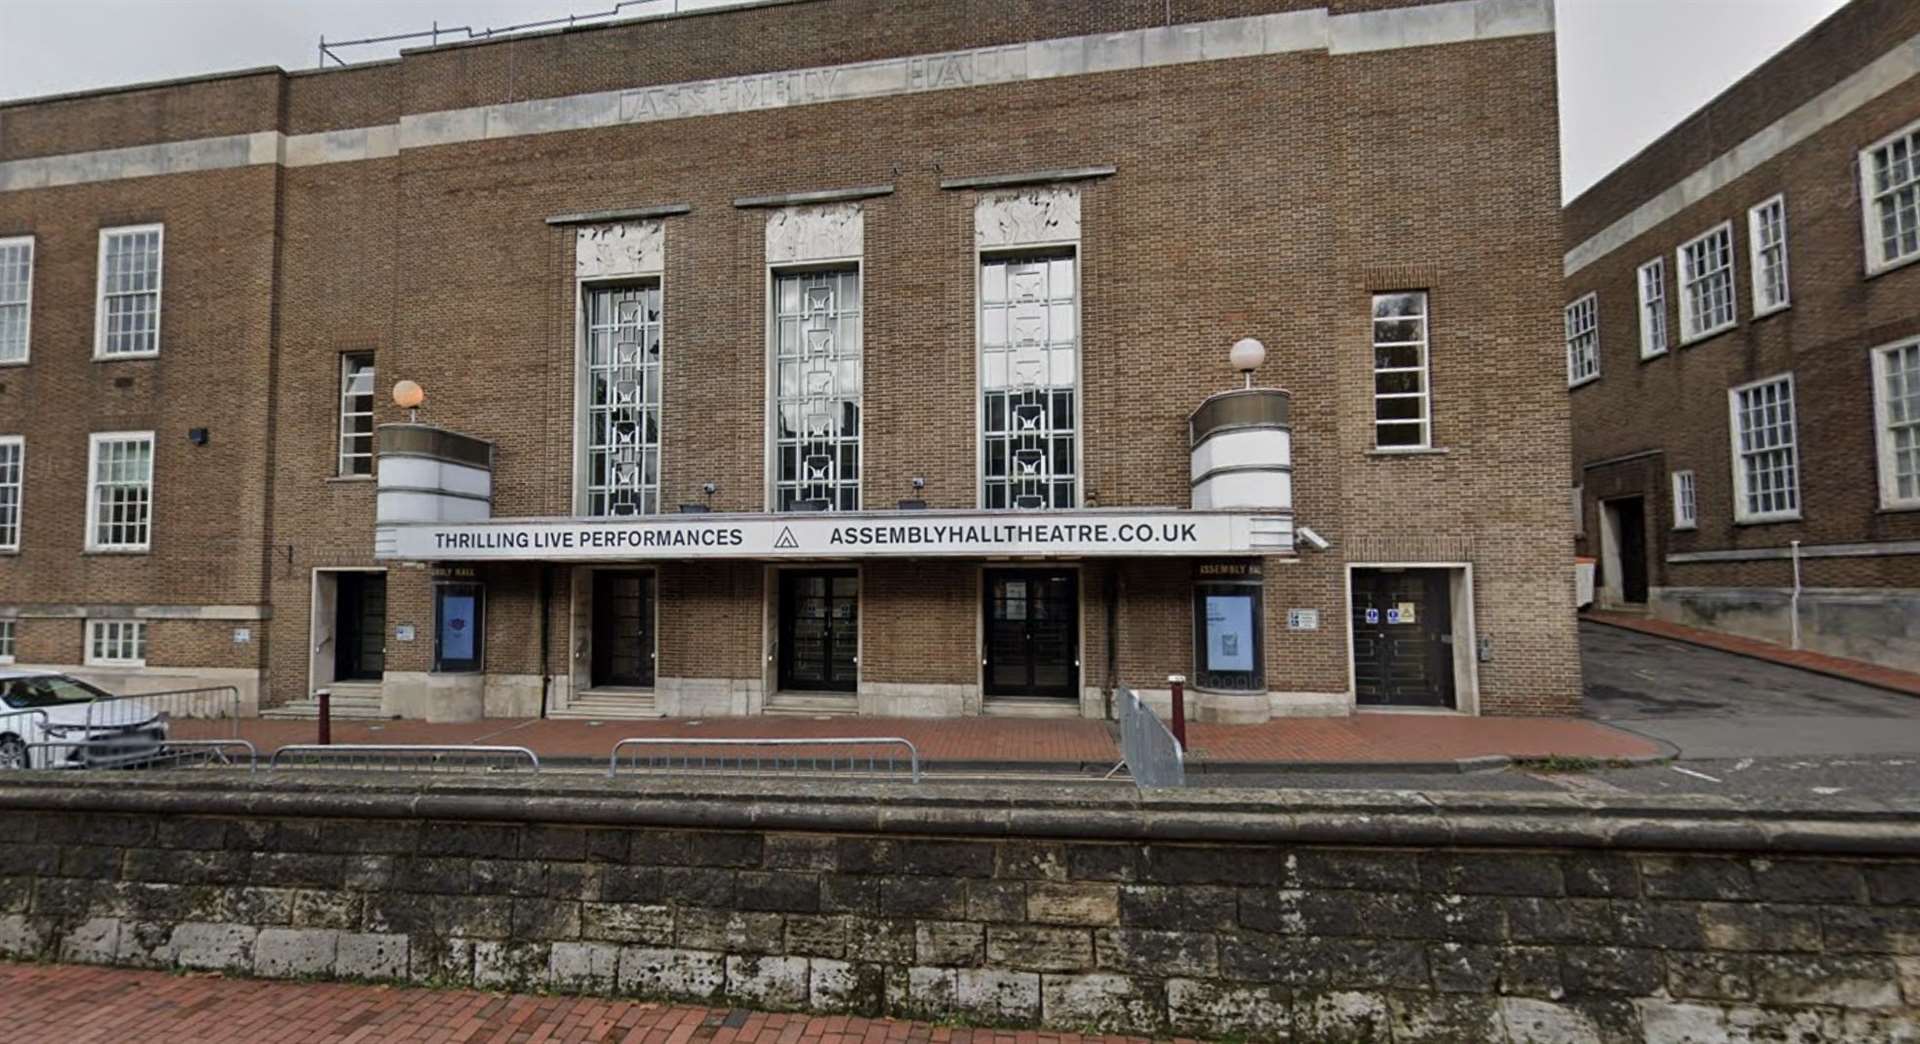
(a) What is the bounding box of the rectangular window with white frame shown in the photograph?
[773,267,862,511]
[338,353,375,477]
[1748,195,1790,316]
[95,225,163,359]
[1372,291,1431,448]
[86,431,154,551]
[1873,337,1920,510]
[0,435,20,552]
[1862,118,1920,276]
[1728,374,1799,523]
[583,283,662,517]
[1671,469,1697,530]
[1636,258,1667,358]
[1565,293,1598,387]
[0,620,14,664]
[1678,221,1737,344]
[982,249,1079,509]
[0,236,32,364]
[85,619,147,667]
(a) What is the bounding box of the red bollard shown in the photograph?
[1167,673,1187,749]
[317,688,332,746]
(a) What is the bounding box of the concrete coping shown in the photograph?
[938,166,1118,191]
[2,774,1917,856]
[731,185,894,208]
[545,203,693,226]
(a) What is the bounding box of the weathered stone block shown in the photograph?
[1148,845,1278,886]
[1699,902,1821,953]
[0,845,58,877]
[292,889,361,930]
[473,940,551,990]
[1389,993,1509,1044]
[344,855,396,891]
[511,898,581,939]
[727,954,810,1008]
[878,877,967,919]
[1501,945,1565,999]
[1752,953,1901,1008]
[1026,882,1119,926]
[1506,896,1615,944]
[1612,900,1704,950]
[337,932,408,980]
[521,825,589,862]
[156,818,231,851]
[1220,933,1326,986]
[1560,946,1666,996]
[1751,858,1866,904]
[1094,928,1217,977]
[809,958,883,1014]
[1637,1000,1842,1044]
[315,821,418,856]
[686,831,762,869]
[407,934,473,985]
[956,968,1042,1022]
[900,965,957,1014]
[1041,972,1165,1033]
[1641,856,1754,901]
[1823,905,1920,954]
[250,852,347,890]
[1065,844,1144,883]
[170,922,258,971]
[845,918,915,963]
[820,874,880,915]
[112,920,173,968]
[915,920,984,966]
[229,886,296,925]
[736,871,820,913]
[1119,884,1236,931]
[585,829,631,864]
[1499,997,1605,1044]
[58,916,121,965]
[1423,852,1563,897]
[1428,942,1500,993]
[599,866,663,904]
[581,902,673,945]
[986,925,1093,972]
[438,896,513,939]
[1289,849,1419,891]
[60,845,124,880]
[894,840,994,878]
[964,880,1026,923]
[1322,938,1430,990]
[0,877,30,914]
[1868,865,1920,906]
[663,867,736,907]
[784,914,848,958]
[1166,978,1290,1038]
[763,835,838,872]
[549,940,620,990]
[420,822,522,859]
[1665,951,1751,1001]
[254,927,339,978]
[40,814,152,848]
[996,842,1068,881]
[1561,853,1640,898]
[470,859,544,896]
[1294,990,1393,1043]
[619,946,725,999]
[675,908,785,954]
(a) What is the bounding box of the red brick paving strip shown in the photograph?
[0,962,1196,1044]
[1586,611,1920,700]
[176,710,1662,767]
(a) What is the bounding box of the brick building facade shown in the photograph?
[0,0,1579,722]
[1565,0,1920,670]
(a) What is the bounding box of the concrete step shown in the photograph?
[982,697,1082,719]
[763,692,858,717]
[550,692,661,720]
[261,697,388,721]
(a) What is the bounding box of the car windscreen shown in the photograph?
[0,676,107,709]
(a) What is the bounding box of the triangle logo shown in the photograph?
[774,527,799,550]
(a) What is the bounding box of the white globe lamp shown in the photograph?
[1230,337,1266,388]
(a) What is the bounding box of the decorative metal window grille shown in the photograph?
[0,437,19,551]
[773,269,861,511]
[1565,294,1598,386]
[338,353,375,477]
[1372,292,1430,448]
[96,226,162,357]
[1671,469,1697,530]
[0,237,31,363]
[1866,122,1920,272]
[1876,340,1920,507]
[1678,223,1737,341]
[982,252,1078,510]
[1749,196,1790,314]
[1730,376,1799,521]
[584,284,662,517]
[87,620,147,666]
[1637,258,1667,358]
[0,620,13,663]
[88,433,153,550]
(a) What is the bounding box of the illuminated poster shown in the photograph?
[1204,593,1255,672]
[440,593,477,660]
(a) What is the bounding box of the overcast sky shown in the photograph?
[0,0,1853,200]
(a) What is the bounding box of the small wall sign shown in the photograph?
[394,624,417,642]
[231,627,251,644]
[1286,609,1319,631]
[1365,608,1380,624]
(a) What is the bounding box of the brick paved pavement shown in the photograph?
[1,962,1189,1044]
[1586,611,1920,700]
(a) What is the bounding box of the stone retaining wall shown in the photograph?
[1,777,1917,1042]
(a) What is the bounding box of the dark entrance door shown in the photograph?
[592,570,656,687]
[334,572,386,681]
[1351,568,1454,708]
[983,569,1079,699]
[1611,497,1650,604]
[779,570,858,692]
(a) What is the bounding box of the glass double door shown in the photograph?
[591,570,656,688]
[779,570,859,692]
[983,569,1078,700]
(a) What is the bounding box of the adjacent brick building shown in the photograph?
[0,0,1579,723]
[1565,0,1920,670]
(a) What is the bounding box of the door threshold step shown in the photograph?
[764,693,859,717]
[982,698,1082,719]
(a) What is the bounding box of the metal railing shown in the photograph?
[317,0,694,67]
[1114,687,1184,788]
[24,739,257,774]
[85,685,242,738]
[609,737,921,782]
[269,744,541,774]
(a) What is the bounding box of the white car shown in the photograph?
[0,668,169,770]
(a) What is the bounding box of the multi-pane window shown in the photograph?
[1678,222,1737,343]
[982,251,1078,509]
[1729,375,1799,522]
[95,225,163,358]
[1671,469,1697,530]
[1863,120,1920,274]
[0,436,19,551]
[0,620,14,663]
[1873,338,1920,509]
[773,269,862,511]
[86,620,147,667]
[1565,293,1598,387]
[1748,195,1790,316]
[584,283,662,517]
[338,353,375,476]
[1372,292,1430,448]
[1636,258,1667,358]
[86,432,154,551]
[0,236,31,364]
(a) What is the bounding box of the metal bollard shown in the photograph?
[1167,673,1187,749]
[317,689,332,746]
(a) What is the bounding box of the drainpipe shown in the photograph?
[538,565,553,718]
[1789,540,1803,651]
[1104,567,1120,720]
